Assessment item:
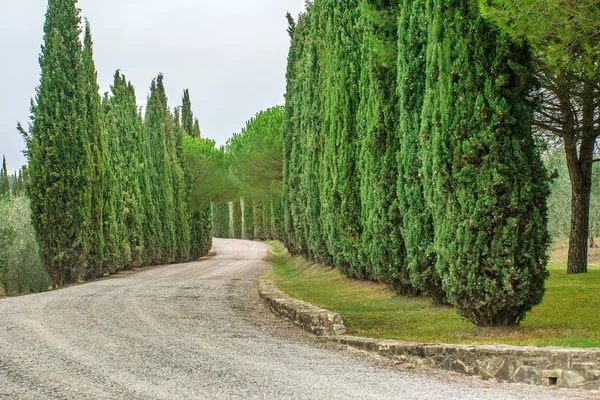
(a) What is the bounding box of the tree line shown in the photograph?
[194,107,285,243]
[281,0,551,327]
[18,0,212,286]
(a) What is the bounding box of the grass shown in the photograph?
[267,241,600,348]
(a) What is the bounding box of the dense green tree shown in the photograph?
[20,0,91,285]
[480,0,600,274]
[0,156,9,198]
[282,12,309,255]
[420,0,550,325]
[82,21,104,278]
[212,202,230,238]
[243,198,255,240]
[356,0,409,288]
[232,199,242,239]
[396,0,443,300]
[319,0,363,275]
[144,75,178,263]
[253,201,265,240]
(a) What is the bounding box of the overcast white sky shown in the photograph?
[0,0,306,172]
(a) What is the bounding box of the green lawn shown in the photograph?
[267,241,600,348]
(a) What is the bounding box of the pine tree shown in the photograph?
[421,0,550,325]
[82,20,104,279]
[23,0,91,285]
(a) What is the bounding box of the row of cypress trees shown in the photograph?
[20,0,211,285]
[282,0,550,326]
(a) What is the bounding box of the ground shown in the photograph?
[0,239,587,399]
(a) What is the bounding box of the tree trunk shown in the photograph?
[564,81,596,274]
[568,180,591,274]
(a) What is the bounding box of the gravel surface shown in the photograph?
[0,239,593,399]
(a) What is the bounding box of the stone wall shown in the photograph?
[258,280,346,336]
[259,279,600,390]
[333,334,600,389]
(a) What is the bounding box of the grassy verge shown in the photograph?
[267,241,600,348]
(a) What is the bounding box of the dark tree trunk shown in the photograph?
[567,176,592,274]
[564,81,596,274]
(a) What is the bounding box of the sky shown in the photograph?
[0,0,306,173]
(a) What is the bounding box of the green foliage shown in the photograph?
[227,107,284,201]
[357,0,407,287]
[282,0,551,326]
[212,203,230,238]
[0,156,9,198]
[479,0,600,75]
[421,0,550,326]
[253,201,265,241]
[0,196,51,294]
[243,198,255,240]
[396,0,442,300]
[232,199,242,239]
[82,21,104,279]
[183,137,237,206]
[23,0,91,285]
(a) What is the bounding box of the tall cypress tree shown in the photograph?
[0,156,9,198]
[145,75,178,263]
[396,0,443,300]
[212,202,230,238]
[82,20,104,278]
[320,1,363,275]
[232,199,242,239]
[23,0,91,285]
[243,197,255,240]
[181,89,195,137]
[253,201,265,240]
[356,0,409,287]
[104,72,147,269]
[421,0,550,325]
[283,12,310,256]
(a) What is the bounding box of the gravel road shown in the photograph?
[0,239,592,399]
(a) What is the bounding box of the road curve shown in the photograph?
[0,239,584,399]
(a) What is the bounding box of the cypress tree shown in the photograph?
[144,75,178,263]
[262,200,273,240]
[396,0,443,300]
[271,198,285,242]
[232,199,242,239]
[24,0,91,285]
[181,90,194,137]
[356,0,409,286]
[282,12,309,255]
[300,2,329,263]
[101,91,123,273]
[320,0,363,275]
[1,156,9,198]
[82,21,104,278]
[212,202,230,238]
[253,201,265,241]
[421,0,550,325]
[243,197,255,240]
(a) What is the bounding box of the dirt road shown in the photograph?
[0,239,586,399]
